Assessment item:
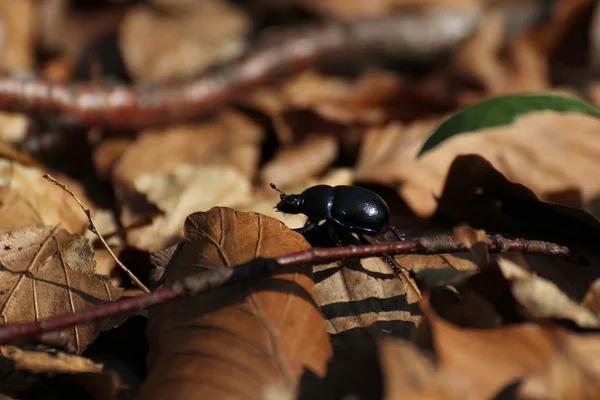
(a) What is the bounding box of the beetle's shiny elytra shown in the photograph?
[271,183,391,234]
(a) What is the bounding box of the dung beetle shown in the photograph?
[270,183,407,274]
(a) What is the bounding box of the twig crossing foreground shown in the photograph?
[0,235,571,346]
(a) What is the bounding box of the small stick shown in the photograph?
[43,174,150,293]
[0,10,480,130]
[0,235,573,345]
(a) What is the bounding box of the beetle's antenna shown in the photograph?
[269,183,286,198]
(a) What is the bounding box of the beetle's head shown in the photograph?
[270,183,303,214]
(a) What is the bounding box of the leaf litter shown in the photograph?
[2,0,600,399]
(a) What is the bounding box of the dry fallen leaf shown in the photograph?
[515,332,600,399]
[422,295,556,400]
[377,337,450,400]
[137,207,332,400]
[123,165,252,252]
[259,134,338,188]
[0,0,35,71]
[496,257,600,328]
[314,255,421,359]
[247,70,405,143]
[0,226,121,353]
[357,111,600,218]
[272,0,478,19]
[0,158,92,234]
[112,109,263,251]
[119,0,250,82]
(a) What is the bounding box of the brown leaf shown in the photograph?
[247,70,405,143]
[0,159,92,234]
[314,255,421,359]
[496,257,600,328]
[113,110,263,251]
[137,207,332,400]
[422,295,556,400]
[0,346,103,375]
[378,337,451,400]
[259,135,338,188]
[113,110,262,188]
[357,111,600,219]
[0,346,123,400]
[0,226,121,353]
[0,0,35,70]
[119,0,250,83]
[515,333,600,399]
[122,165,252,252]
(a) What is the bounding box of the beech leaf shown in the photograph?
[138,207,332,400]
[418,94,600,156]
[0,226,122,353]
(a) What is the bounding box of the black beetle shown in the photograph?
[270,184,395,234]
[270,183,407,274]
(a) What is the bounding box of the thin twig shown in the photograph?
[43,174,150,293]
[0,10,479,130]
[0,235,572,345]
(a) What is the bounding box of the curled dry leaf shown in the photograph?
[452,10,549,102]
[314,256,422,359]
[357,111,600,217]
[113,110,262,187]
[0,346,103,375]
[138,208,332,400]
[0,0,35,70]
[119,0,250,82]
[377,337,450,400]
[422,295,556,400]
[496,257,600,328]
[125,165,252,252]
[259,134,338,188]
[515,333,600,399]
[113,110,263,251]
[0,226,121,353]
[0,158,91,234]
[274,0,478,19]
[247,70,405,143]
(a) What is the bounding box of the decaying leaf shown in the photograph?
[377,337,450,400]
[422,295,556,400]
[314,255,421,359]
[113,110,262,187]
[0,0,35,71]
[124,165,252,252]
[119,0,250,82]
[357,110,600,220]
[138,208,332,400]
[259,134,338,188]
[0,226,121,353]
[496,257,600,328]
[0,159,92,234]
[0,346,103,375]
[515,333,600,399]
[281,0,478,20]
[247,70,405,143]
[113,110,263,251]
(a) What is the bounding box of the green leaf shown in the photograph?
[417,93,600,157]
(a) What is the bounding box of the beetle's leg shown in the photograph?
[293,220,318,234]
[357,233,409,275]
[389,225,406,241]
[327,224,345,247]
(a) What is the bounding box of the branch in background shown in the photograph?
[0,9,480,130]
[0,234,572,346]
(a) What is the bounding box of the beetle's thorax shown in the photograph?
[275,194,304,214]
